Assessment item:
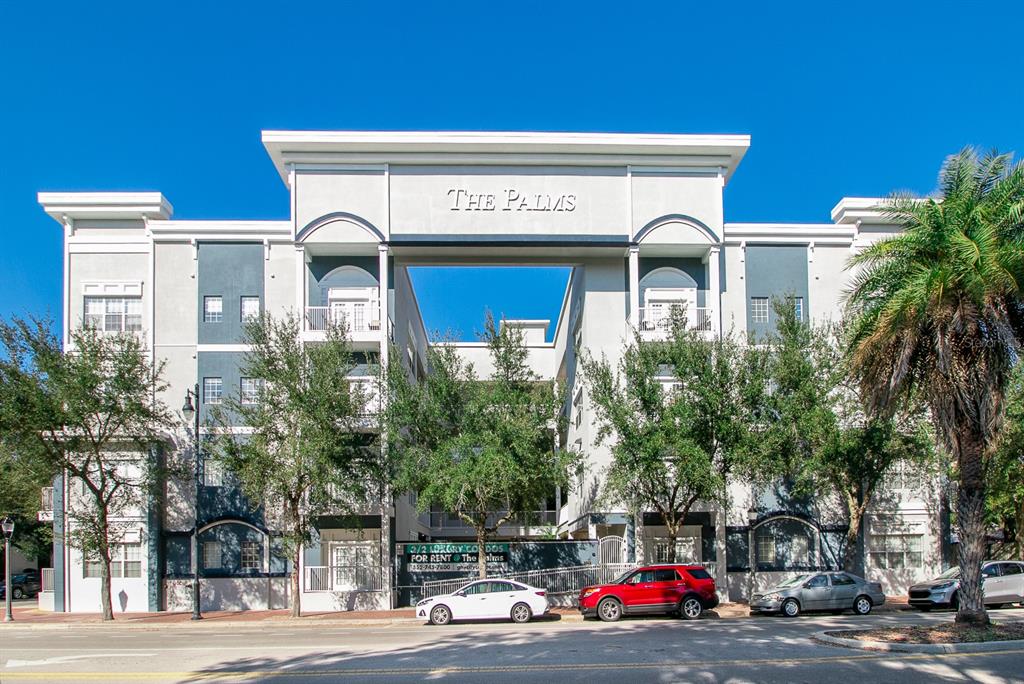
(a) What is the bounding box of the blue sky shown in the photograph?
[2,1,1022,339]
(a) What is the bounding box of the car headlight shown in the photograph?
[764,593,782,602]
[582,588,601,598]
[416,598,434,607]
[931,582,955,591]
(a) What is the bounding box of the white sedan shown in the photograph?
[416,579,550,625]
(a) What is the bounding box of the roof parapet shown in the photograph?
[37,192,173,223]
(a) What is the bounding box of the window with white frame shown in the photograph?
[330,541,380,591]
[792,296,804,322]
[240,541,262,571]
[83,543,142,578]
[203,296,223,323]
[884,461,924,492]
[204,377,223,405]
[240,377,260,405]
[650,537,698,564]
[750,297,769,323]
[202,541,223,569]
[240,296,260,321]
[755,527,776,564]
[203,458,224,487]
[84,296,143,332]
[868,533,923,569]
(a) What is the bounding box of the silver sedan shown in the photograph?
[749,572,886,617]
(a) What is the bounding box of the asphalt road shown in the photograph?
[1,608,1023,683]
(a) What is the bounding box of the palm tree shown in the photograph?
[845,148,1024,625]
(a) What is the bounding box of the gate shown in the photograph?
[598,535,625,566]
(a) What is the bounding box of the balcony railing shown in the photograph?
[638,307,712,333]
[428,510,558,528]
[37,487,54,522]
[304,565,384,593]
[304,306,382,333]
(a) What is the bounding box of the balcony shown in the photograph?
[302,305,392,348]
[637,306,713,340]
[37,487,54,522]
[426,510,559,529]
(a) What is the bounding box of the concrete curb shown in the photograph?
[814,630,1024,654]
[0,613,586,630]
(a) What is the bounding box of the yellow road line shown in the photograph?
[4,648,1024,680]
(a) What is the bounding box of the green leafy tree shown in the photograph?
[0,319,175,620]
[0,442,54,564]
[990,368,1024,560]
[756,299,936,573]
[206,313,378,617]
[387,313,571,578]
[582,313,767,562]
[845,148,1024,625]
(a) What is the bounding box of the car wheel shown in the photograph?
[679,596,703,620]
[13,587,24,600]
[853,595,873,615]
[429,604,452,626]
[781,598,800,618]
[597,598,622,622]
[510,602,532,624]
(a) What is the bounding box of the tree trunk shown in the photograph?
[954,430,989,626]
[1016,499,1024,562]
[843,497,866,574]
[291,543,301,618]
[97,506,113,621]
[664,524,679,563]
[476,528,489,579]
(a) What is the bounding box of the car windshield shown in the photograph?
[612,570,636,585]
[936,567,961,580]
[776,574,810,588]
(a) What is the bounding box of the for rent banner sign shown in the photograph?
[403,542,510,571]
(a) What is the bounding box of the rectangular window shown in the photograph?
[83,296,143,333]
[84,543,142,578]
[756,530,776,565]
[240,377,260,405]
[750,297,769,323]
[204,377,223,405]
[240,296,260,322]
[240,541,261,571]
[202,541,222,569]
[868,533,923,569]
[203,458,224,487]
[792,297,803,322]
[203,296,223,323]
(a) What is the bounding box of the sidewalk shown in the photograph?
[2,598,911,629]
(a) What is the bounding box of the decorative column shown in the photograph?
[628,245,640,329]
[294,246,306,324]
[377,242,392,608]
[707,246,721,336]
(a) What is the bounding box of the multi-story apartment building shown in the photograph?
[36,131,949,614]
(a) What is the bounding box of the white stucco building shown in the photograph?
[35,131,949,614]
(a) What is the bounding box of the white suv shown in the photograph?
[909,561,1024,610]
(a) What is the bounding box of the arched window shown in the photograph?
[315,266,380,332]
[752,516,821,571]
[196,520,269,575]
[638,268,699,331]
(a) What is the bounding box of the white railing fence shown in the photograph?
[304,306,382,333]
[40,487,54,512]
[41,568,54,592]
[304,565,384,593]
[638,307,712,333]
[421,562,638,600]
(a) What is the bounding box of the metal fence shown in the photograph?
[41,568,54,592]
[304,565,384,593]
[421,563,637,600]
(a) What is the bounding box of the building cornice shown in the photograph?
[38,192,173,223]
[147,220,292,241]
[723,223,856,245]
[830,197,906,225]
[262,130,751,185]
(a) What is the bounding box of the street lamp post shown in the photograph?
[181,384,203,621]
[2,517,14,622]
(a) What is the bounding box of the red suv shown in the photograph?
[578,564,718,622]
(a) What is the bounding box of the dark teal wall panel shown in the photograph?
[197,242,264,344]
[743,245,809,339]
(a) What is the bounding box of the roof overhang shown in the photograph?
[830,197,906,226]
[262,130,751,185]
[37,192,173,223]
